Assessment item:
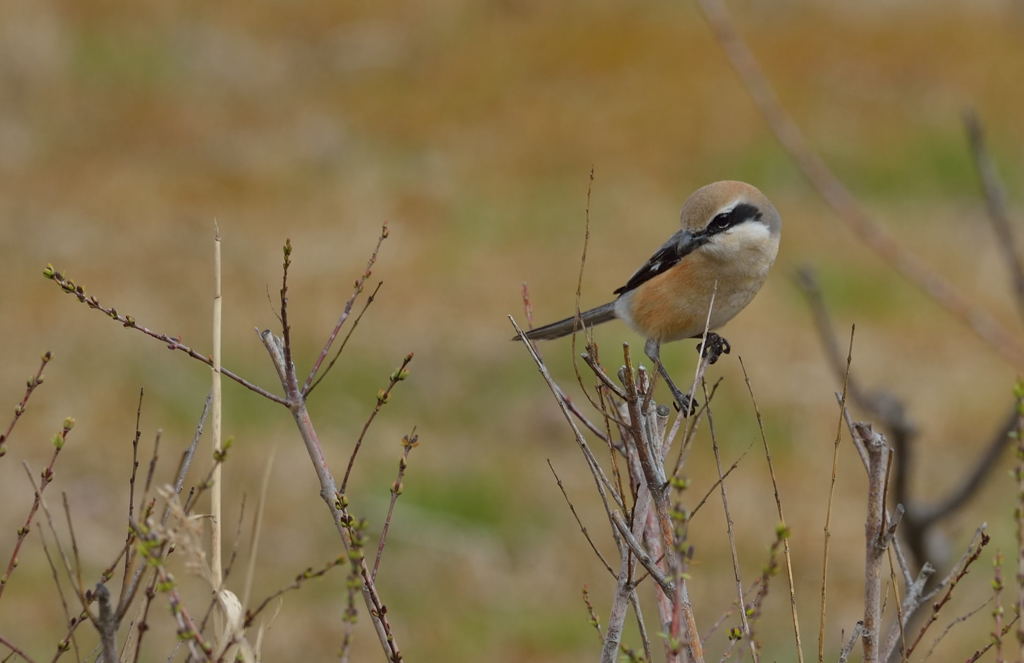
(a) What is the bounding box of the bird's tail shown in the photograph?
[516,302,618,341]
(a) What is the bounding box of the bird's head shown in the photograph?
[679,180,781,262]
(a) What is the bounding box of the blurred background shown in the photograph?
[1,0,1022,660]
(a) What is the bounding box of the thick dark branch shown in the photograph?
[914,407,1017,527]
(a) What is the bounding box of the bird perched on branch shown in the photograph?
[518,180,781,413]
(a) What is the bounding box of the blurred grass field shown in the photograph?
[1,0,1023,660]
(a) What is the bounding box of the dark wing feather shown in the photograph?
[613,230,706,295]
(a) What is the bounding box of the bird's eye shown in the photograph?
[708,212,732,233]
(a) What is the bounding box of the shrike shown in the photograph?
[519,180,781,412]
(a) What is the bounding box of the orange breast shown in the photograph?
[625,253,718,342]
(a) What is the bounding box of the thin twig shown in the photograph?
[0,635,35,663]
[42,267,287,405]
[339,353,413,494]
[922,596,992,661]
[704,379,757,663]
[992,552,1005,663]
[964,611,1021,663]
[244,555,346,628]
[0,351,52,458]
[906,525,991,656]
[303,224,389,395]
[739,358,805,663]
[547,459,615,577]
[0,420,73,601]
[373,429,420,580]
[582,586,603,641]
[116,395,210,625]
[36,530,80,662]
[307,281,384,395]
[689,444,751,521]
[819,326,855,663]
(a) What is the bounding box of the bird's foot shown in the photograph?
[697,332,731,365]
[670,388,699,417]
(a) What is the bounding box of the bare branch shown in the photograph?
[695,0,1024,368]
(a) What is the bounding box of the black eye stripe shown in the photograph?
[708,203,762,234]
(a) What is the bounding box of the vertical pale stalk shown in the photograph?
[211,224,223,589]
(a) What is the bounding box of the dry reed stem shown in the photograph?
[211,225,224,595]
[695,0,1024,369]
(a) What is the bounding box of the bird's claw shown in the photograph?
[672,392,699,416]
[698,332,731,365]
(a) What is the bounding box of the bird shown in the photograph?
[517,180,781,412]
